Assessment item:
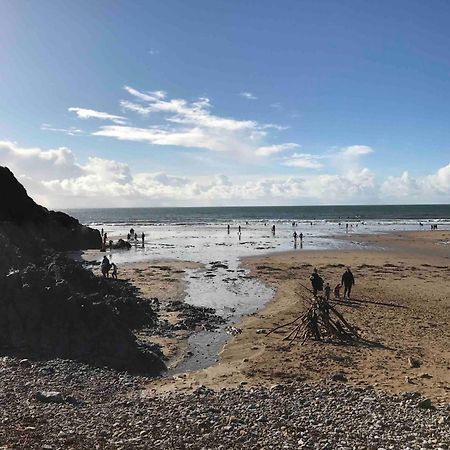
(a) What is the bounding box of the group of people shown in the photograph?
[127,228,145,244]
[310,267,355,300]
[101,255,118,279]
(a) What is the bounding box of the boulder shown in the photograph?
[111,239,132,250]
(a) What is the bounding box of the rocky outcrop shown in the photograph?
[0,166,165,374]
[0,254,164,373]
[0,166,101,251]
[111,238,132,250]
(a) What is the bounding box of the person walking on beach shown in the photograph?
[111,262,118,279]
[324,282,331,301]
[341,267,355,299]
[310,268,324,297]
[101,256,111,278]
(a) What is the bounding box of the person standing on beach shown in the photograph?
[101,256,111,278]
[141,232,145,245]
[310,268,324,297]
[238,225,241,234]
[293,231,297,248]
[341,267,355,299]
[299,232,303,242]
[227,224,230,234]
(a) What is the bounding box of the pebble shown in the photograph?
[0,357,448,449]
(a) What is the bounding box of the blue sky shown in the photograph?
[1,0,450,207]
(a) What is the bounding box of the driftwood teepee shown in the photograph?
[266,286,360,345]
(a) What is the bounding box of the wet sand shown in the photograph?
[145,231,450,403]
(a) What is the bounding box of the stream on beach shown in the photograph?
[67,213,450,373]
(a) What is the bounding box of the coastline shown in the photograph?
[144,230,450,403]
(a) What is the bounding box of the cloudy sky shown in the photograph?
[1,0,449,208]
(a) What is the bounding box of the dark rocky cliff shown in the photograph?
[0,167,165,375]
[0,166,101,251]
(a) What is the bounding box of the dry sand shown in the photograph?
[145,231,450,403]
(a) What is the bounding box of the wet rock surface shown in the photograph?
[166,300,226,331]
[0,357,449,449]
[0,252,165,374]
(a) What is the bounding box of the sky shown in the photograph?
[1,0,450,208]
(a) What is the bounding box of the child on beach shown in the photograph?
[324,283,331,300]
[334,283,341,299]
[111,263,118,279]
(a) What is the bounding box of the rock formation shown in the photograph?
[0,166,101,251]
[0,166,165,374]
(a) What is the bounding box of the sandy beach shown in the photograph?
[143,230,450,403]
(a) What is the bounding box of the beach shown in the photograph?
[2,192,450,449]
[139,230,450,404]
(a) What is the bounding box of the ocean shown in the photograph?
[67,204,450,226]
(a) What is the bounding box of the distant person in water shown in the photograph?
[272,225,276,235]
[103,233,107,245]
[141,232,145,244]
[111,262,118,279]
[299,232,303,242]
[238,225,241,234]
[101,228,104,236]
[310,268,324,297]
[101,256,111,278]
[293,231,297,248]
[341,268,355,299]
[227,224,230,234]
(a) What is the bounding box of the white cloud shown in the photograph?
[255,143,300,156]
[340,145,373,157]
[240,92,258,100]
[68,107,127,124]
[106,86,287,156]
[282,153,324,169]
[2,140,449,208]
[41,124,83,136]
[0,140,82,182]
